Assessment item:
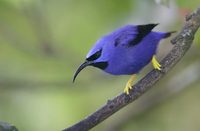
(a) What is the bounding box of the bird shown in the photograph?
[73,23,174,95]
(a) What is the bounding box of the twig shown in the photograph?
[63,7,200,131]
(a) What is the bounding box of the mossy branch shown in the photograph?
[63,7,200,131]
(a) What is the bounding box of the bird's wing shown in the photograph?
[115,24,158,47]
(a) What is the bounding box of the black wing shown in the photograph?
[113,23,158,47]
[129,23,158,46]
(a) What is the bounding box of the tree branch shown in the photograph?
[107,61,200,131]
[63,7,200,131]
[0,121,18,131]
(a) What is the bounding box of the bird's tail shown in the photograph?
[163,31,176,39]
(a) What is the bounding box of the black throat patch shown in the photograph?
[92,62,108,70]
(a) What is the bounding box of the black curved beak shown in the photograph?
[73,60,93,83]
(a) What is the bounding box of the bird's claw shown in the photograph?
[152,55,162,70]
[124,75,136,95]
[124,82,133,95]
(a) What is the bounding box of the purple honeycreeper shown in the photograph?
[73,24,174,94]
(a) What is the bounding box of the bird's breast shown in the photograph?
[103,42,157,75]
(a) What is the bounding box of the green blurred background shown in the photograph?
[0,0,200,131]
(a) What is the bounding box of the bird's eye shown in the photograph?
[86,49,102,61]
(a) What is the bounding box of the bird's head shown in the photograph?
[73,38,109,82]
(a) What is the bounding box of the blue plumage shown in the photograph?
[73,24,174,93]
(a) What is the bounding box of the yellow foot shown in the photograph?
[151,55,161,70]
[124,75,136,95]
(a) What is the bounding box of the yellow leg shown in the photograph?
[124,75,136,95]
[151,55,161,70]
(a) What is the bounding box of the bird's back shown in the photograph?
[104,31,169,75]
